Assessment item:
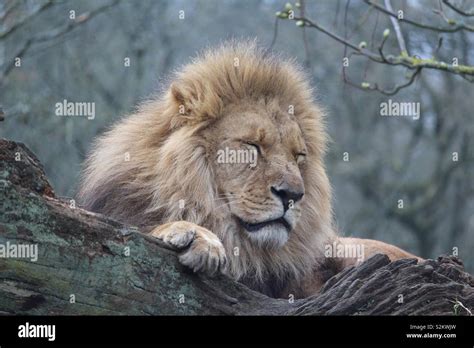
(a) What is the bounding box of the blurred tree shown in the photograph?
[275,0,474,94]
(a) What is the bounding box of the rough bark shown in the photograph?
[0,138,473,315]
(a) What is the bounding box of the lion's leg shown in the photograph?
[150,221,227,275]
[339,237,423,267]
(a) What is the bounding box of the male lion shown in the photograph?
[78,41,420,298]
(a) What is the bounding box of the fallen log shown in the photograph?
[0,138,473,315]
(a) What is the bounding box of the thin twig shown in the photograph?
[384,0,408,54]
[0,0,119,80]
[364,0,474,32]
[292,15,474,76]
[442,0,474,17]
[267,17,279,53]
[0,1,54,39]
[300,0,311,68]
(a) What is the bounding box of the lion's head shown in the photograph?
[79,41,336,295]
[204,100,308,249]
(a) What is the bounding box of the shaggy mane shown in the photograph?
[78,40,337,297]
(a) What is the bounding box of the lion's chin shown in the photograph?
[243,224,290,249]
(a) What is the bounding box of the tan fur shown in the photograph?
[339,237,423,268]
[78,41,420,298]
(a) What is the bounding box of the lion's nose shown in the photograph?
[271,186,304,212]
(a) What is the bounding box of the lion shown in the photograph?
[78,41,420,298]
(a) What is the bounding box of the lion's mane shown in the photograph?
[78,41,337,296]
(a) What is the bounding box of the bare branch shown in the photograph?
[0,1,54,40]
[384,0,408,54]
[292,15,474,76]
[442,0,474,16]
[364,0,474,32]
[300,0,311,68]
[267,15,280,54]
[0,0,119,81]
[292,16,383,62]
[343,54,421,96]
[275,1,474,95]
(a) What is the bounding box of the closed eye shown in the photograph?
[296,153,306,165]
[245,142,261,154]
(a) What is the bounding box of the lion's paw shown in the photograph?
[150,221,227,276]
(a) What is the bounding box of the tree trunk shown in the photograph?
[0,138,473,315]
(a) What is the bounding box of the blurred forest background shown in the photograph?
[1,0,473,272]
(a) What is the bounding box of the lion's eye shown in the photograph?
[245,142,261,154]
[296,153,306,165]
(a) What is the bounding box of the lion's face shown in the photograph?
[203,101,308,249]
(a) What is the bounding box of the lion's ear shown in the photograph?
[170,81,195,116]
[170,82,185,107]
[169,79,219,124]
